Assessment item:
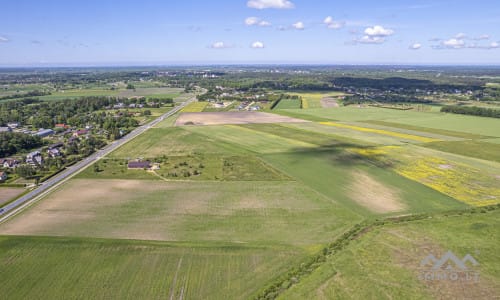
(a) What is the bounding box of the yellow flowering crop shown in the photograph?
[181,102,208,112]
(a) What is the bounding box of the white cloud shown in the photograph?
[245,17,272,27]
[473,34,490,41]
[210,41,230,49]
[468,41,500,49]
[323,16,345,29]
[356,36,385,44]
[442,38,465,49]
[292,21,305,30]
[251,41,265,48]
[0,36,8,42]
[247,0,294,9]
[324,16,334,24]
[455,32,467,39]
[245,17,260,26]
[364,25,394,37]
[409,43,422,50]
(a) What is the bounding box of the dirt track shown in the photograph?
[320,97,339,108]
[175,111,309,126]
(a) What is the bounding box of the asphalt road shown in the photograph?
[0,96,195,222]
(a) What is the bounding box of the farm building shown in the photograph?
[34,128,55,138]
[127,161,151,169]
[55,124,70,129]
[48,142,64,150]
[73,129,89,137]
[0,171,7,182]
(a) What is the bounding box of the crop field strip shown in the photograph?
[277,106,500,137]
[0,236,305,300]
[319,121,439,143]
[180,101,209,113]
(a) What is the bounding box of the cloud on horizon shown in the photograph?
[251,41,265,48]
[350,25,394,45]
[432,33,499,50]
[209,41,232,49]
[247,0,294,9]
[292,21,305,30]
[409,43,422,50]
[323,16,345,29]
[245,17,272,27]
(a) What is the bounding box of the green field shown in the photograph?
[279,106,500,137]
[0,236,305,300]
[2,102,500,299]
[274,99,302,109]
[3,87,182,101]
[289,92,347,109]
[279,209,500,299]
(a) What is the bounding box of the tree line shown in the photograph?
[441,105,500,118]
[0,132,44,157]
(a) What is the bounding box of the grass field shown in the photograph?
[117,87,182,98]
[279,209,500,300]
[2,102,500,299]
[289,92,347,109]
[6,87,182,101]
[0,236,305,300]
[274,99,302,109]
[423,140,500,163]
[279,106,500,137]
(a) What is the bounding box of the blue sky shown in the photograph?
[1,0,500,66]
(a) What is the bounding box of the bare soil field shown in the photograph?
[0,179,351,245]
[320,97,339,108]
[0,188,25,206]
[348,170,405,213]
[175,111,309,126]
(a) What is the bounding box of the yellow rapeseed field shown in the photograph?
[320,121,438,143]
[181,102,208,112]
[352,146,499,207]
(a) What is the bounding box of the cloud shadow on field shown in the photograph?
[290,142,393,168]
